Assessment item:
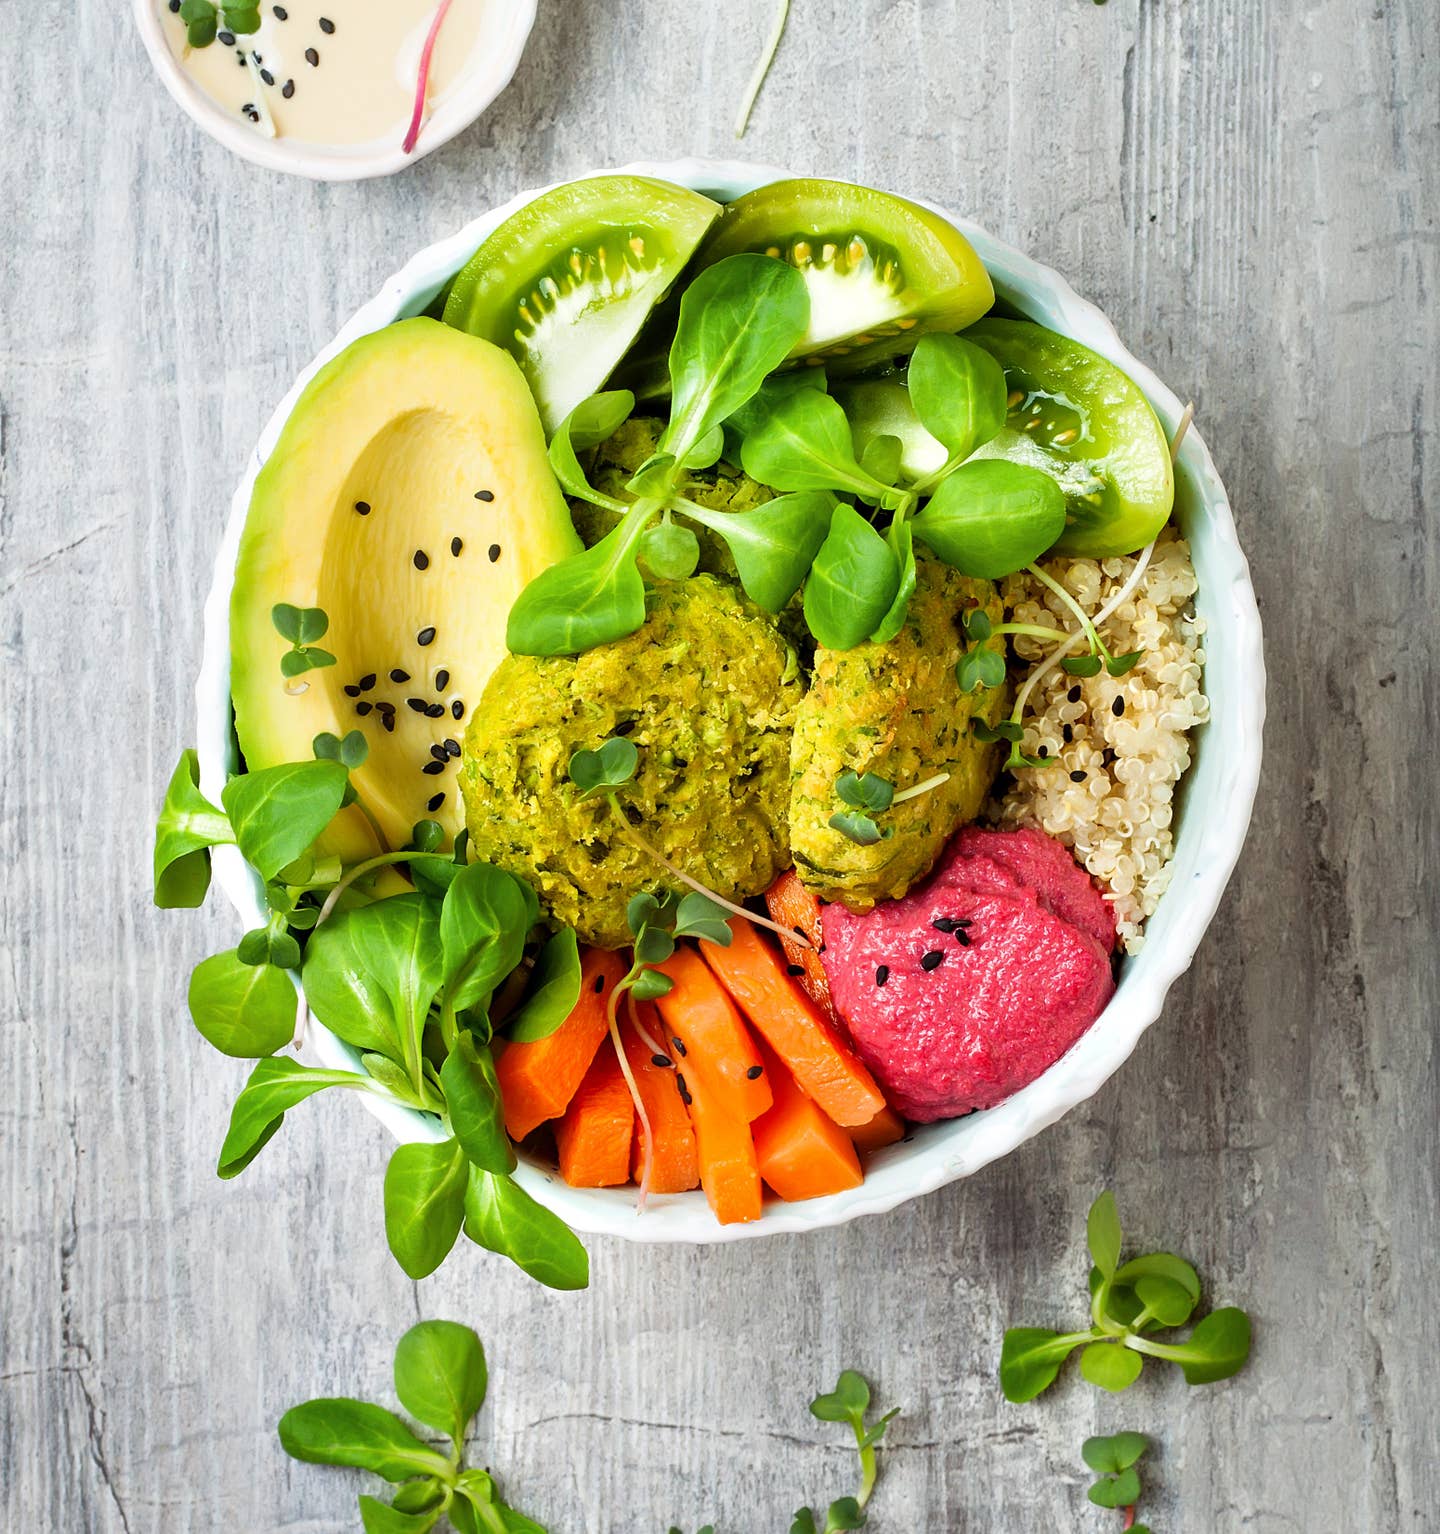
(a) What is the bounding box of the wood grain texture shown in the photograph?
[2,0,1436,1527]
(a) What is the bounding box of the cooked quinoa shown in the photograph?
[990,528,1208,953]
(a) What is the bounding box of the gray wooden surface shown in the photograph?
[3,0,1436,1528]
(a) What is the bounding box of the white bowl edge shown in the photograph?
[195,157,1266,1243]
[132,0,537,181]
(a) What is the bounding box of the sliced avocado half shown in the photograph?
[442,175,722,435]
[230,318,581,860]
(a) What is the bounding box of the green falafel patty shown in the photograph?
[460,576,801,948]
[789,555,1007,910]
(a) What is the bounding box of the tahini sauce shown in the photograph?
[159,0,485,146]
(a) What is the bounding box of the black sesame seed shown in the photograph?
[427,792,445,812]
[956,930,972,947]
[251,49,262,62]
[786,963,805,976]
[260,67,275,85]
[217,26,234,40]
[422,761,445,776]
[921,950,944,972]
[343,683,361,697]
[236,54,246,66]
[1038,745,1049,758]
[1070,769,1087,783]
[282,79,295,98]
[376,700,396,716]
[474,489,494,502]
[450,536,463,557]
[168,0,180,11]
[792,925,807,940]
[435,668,450,690]
[381,714,396,733]
[671,1037,686,1057]
[745,1064,764,1080]
[593,974,605,994]
[272,4,286,16]
[1112,694,1126,717]
[676,1073,692,1106]
[357,673,375,690]
[1067,684,1082,703]
[875,964,890,987]
[413,549,430,571]
[451,700,465,720]
[355,701,372,716]
[443,738,460,757]
[305,45,319,64]
[416,626,436,646]
[354,499,370,515]
[487,544,501,563]
[932,916,959,933]
[243,106,260,121]
[430,744,449,763]
[390,668,410,683]
[1062,723,1073,743]
[407,698,428,713]
[651,1053,672,1069]
[318,14,334,30]
[425,703,445,719]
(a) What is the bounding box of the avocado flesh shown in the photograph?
[230,318,581,860]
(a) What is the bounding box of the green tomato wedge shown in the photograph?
[963,318,1174,557]
[835,378,950,483]
[443,176,722,435]
[692,179,994,371]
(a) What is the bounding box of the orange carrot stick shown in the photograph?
[620,1001,700,1195]
[751,1038,863,1203]
[848,1104,906,1154]
[682,1049,763,1225]
[653,947,772,1123]
[699,919,885,1128]
[495,948,626,1140]
[554,1037,635,1188]
[764,870,836,1019]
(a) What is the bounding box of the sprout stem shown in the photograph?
[733,0,790,137]
[607,979,655,1210]
[402,0,455,154]
[1168,402,1194,460]
[618,820,814,950]
[891,771,950,805]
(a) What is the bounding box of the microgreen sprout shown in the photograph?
[176,0,259,47]
[827,768,951,846]
[565,736,815,950]
[999,1191,1252,1403]
[603,887,735,1205]
[734,0,791,137]
[1082,1433,1153,1531]
[272,602,336,679]
[803,1374,895,1515]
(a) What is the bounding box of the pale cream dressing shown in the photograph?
[158,0,487,147]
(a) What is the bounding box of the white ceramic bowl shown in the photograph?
[196,159,1265,1243]
[133,0,536,180]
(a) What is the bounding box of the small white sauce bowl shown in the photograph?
[132,0,536,180]
[196,160,1266,1243]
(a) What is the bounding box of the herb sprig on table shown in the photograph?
[153,713,589,1291]
[279,1320,548,1534]
[1082,1432,1154,1532]
[999,1191,1253,1402]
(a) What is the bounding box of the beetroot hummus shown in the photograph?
[821,828,1117,1122]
